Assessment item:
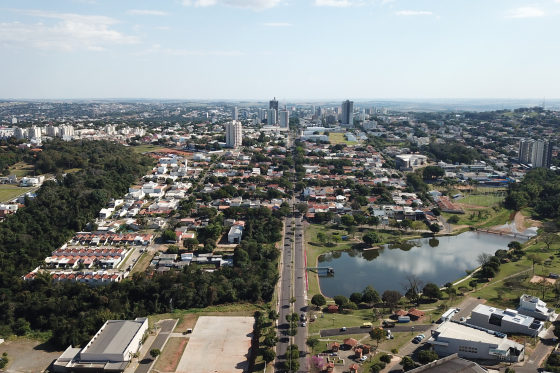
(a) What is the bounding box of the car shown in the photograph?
[341,327,346,331]
[302,322,306,327]
[330,352,338,356]
[382,321,395,328]
[417,334,425,340]
[460,317,466,322]
[360,356,367,362]
[456,308,461,312]
[299,234,302,236]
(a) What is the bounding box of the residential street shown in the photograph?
[133,319,176,373]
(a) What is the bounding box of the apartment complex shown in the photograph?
[225,121,243,148]
[518,139,552,168]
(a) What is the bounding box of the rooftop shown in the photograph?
[82,319,145,356]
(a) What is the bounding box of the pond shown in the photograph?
[317,231,525,298]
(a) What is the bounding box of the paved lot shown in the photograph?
[451,297,485,321]
[176,316,254,373]
[320,324,432,337]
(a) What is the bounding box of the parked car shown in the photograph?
[460,317,466,322]
[330,352,338,356]
[360,356,367,362]
[341,327,346,331]
[302,322,306,327]
[361,323,372,328]
[382,321,395,328]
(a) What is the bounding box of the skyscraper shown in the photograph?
[269,97,279,123]
[341,100,354,126]
[310,105,315,116]
[268,109,277,125]
[232,107,238,121]
[279,110,289,128]
[518,139,552,168]
[226,121,243,148]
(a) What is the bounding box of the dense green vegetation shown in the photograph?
[421,142,481,164]
[0,140,282,349]
[504,168,560,218]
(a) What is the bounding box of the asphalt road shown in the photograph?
[320,324,433,337]
[134,319,176,373]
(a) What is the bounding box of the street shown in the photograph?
[320,324,433,338]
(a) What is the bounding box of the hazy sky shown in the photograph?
[0,0,559,100]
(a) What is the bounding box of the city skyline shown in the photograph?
[0,0,559,100]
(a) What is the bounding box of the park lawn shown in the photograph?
[130,252,152,274]
[329,133,356,145]
[459,194,504,207]
[308,309,375,335]
[0,186,31,202]
[153,337,188,372]
[443,207,513,229]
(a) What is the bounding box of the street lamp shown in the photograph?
[332,318,335,326]
[412,326,414,335]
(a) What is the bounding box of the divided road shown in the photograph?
[320,324,433,338]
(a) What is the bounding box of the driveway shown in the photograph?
[451,297,485,321]
[134,319,176,373]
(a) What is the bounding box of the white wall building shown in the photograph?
[226,121,243,148]
[279,110,289,128]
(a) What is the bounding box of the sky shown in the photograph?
[0,0,559,100]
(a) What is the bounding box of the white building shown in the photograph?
[232,106,239,120]
[14,127,26,140]
[279,110,289,128]
[54,318,148,373]
[395,154,427,170]
[429,321,524,363]
[228,224,243,244]
[20,176,45,187]
[469,304,543,336]
[516,294,555,321]
[225,121,242,148]
[362,120,378,130]
[11,118,17,125]
[28,126,42,140]
[46,125,59,137]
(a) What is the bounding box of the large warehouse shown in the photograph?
[54,318,148,373]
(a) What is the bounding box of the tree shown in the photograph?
[429,223,440,234]
[307,356,326,373]
[431,208,441,216]
[350,292,363,305]
[477,253,492,266]
[306,337,320,353]
[347,225,358,238]
[183,237,199,250]
[505,369,515,373]
[482,265,497,280]
[469,279,478,291]
[400,356,416,371]
[262,348,276,364]
[495,249,508,261]
[341,215,355,227]
[542,233,560,251]
[508,241,523,251]
[422,283,442,301]
[295,203,309,215]
[332,234,342,244]
[263,332,279,348]
[527,253,543,274]
[362,231,381,246]
[447,215,460,224]
[317,232,326,246]
[401,275,425,306]
[423,166,445,179]
[380,354,392,364]
[370,363,385,373]
[382,290,402,312]
[418,350,439,364]
[333,295,349,309]
[369,327,386,346]
[268,310,279,321]
[311,294,326,309]
[150,348,161,359]
[161,229,177,243]
[362,285,381,306]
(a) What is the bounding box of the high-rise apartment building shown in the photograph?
[232,107,238,121]
[226,121,243,148]
[518,139,552,168]
[341,100,354,126]
[269,98,279,123]
[279,110,289,128]
[310,105,315,116]
[11,118,17,125]
[268,109,277,125]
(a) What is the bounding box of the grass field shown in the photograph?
[0,186,31,202]
[329,132,357,145]
[154,337,188,372]
[9,162,34,177]
[131,144,166,153]
[459,194,504,207]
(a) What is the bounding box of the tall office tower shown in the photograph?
[519,139,552,168]
[226,121,243,148]
[232,107,239,121]
[317,107,323,117]
[268,109,277,125]
[341,100,354,126]
[269,97,279,123]
[310,105,316,116]
[279,110,289,128]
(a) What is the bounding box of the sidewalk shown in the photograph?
[123,333,159,373]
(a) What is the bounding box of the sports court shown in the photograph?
[175,316,254,373]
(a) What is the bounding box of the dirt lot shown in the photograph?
[175,316,254,373]
[153,338,188,372]
[530,275,556,285]
[0,339,63,373]
[174,314,198,333]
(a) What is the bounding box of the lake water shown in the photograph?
[317,232,525,298]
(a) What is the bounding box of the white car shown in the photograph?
[360,356,367,362]
[302,322,306,327]
[341,327,346,331]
